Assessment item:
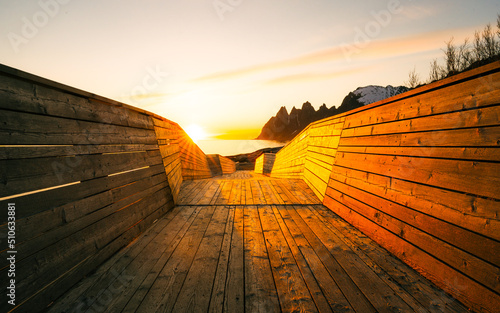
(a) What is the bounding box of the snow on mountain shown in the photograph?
[353,85,408,105]
[257,85,409,141]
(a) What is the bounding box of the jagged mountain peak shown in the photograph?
[353,85,409,105]
[257,85,408,142]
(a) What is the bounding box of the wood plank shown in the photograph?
[278,206,354,312]
[303,167,327,201]
[271,179,298,205]
[334,151,500,199]
[228,180,242,205]
[172,206,229,312]
[180,180,209,205]
[0,80,153,130]
[326,180,500,293]
[197,180,221,205]
[12,185,172,299]
[292,179,320,205]
[50,206,186,312]
[245,180,254,205]
[0,109,157,145]
[0,163,164,228]
[284,206,374,312]
[209,181,225,205]
[0,149,163,198]
[312,204,469,313]
[244,206,281,312]
[0,144,159,160]
[338,145,500,162]
[12,193,172,312]
[323,194,500,313]
[293,179,322,204]
[134,206,216,313]
[223,207,245,312]
[258,180,280,204]
[249,180,266,205]
[259,206,318,312]
[295,205,414,312]
[339,125,500,147]
[45,207,181,313]
[342,105,500,138]
[0,65,164,121]
[266,180,286,205]
[1,173,168,264]
[187,180,212,205]
[271,206,334,313]
[330,165,500,241]
[340,64,500,127]
[91,207,194,312]
[240,180,247,205]
[118,206,203,313]
[208,206,236,313]
[215,181,233,205]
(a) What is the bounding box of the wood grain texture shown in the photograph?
[48,172,469,313]
[254,153,276,175]
[0,67,180,313]
[269,61,500,313]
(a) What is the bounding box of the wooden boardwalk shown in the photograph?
[48,172,468,313]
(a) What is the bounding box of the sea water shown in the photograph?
[196,140,285,156]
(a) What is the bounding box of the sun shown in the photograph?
[184,124,208,143]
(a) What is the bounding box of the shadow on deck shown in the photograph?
[49,172,467,313]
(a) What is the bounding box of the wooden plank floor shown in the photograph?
[49,171,468,313]
[177,171,322,206]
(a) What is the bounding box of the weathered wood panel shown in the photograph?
[219,154,236,174]
[49,205,468,312]
[254,153,276,175]
[153,117,184,202]
[324,61,500,313]
[271,116,344,200]
[0,64,184,313]
[269,61,500,312]
[177,134,213,180]
[207,154,236,177]
[207,154,223,176]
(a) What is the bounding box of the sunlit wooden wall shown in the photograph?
[255,153,276,175]
[272,61,500,312]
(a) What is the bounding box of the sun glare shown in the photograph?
[185,124,208,143]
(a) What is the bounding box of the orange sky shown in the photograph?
[1,1,499,139]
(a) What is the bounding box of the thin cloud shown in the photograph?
[265,66,373,85]
[191,48,346,83]
[191,26,479,84]
[400,3,441,20]
[126,92,171,100]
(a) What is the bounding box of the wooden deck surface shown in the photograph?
[49,172,468,313]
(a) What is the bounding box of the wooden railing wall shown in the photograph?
[271,116,344,199]
[206,154,236,177]
[254,153,276,175]
[0,64,218,312]
[219,154,236,174]
[271,61,500,312]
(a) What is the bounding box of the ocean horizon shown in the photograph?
[196,139,285,156]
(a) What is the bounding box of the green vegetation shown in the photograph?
[407,14,500,87]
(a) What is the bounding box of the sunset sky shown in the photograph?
[1,0,499,139]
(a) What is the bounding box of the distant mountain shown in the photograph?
[256,85,409,142]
